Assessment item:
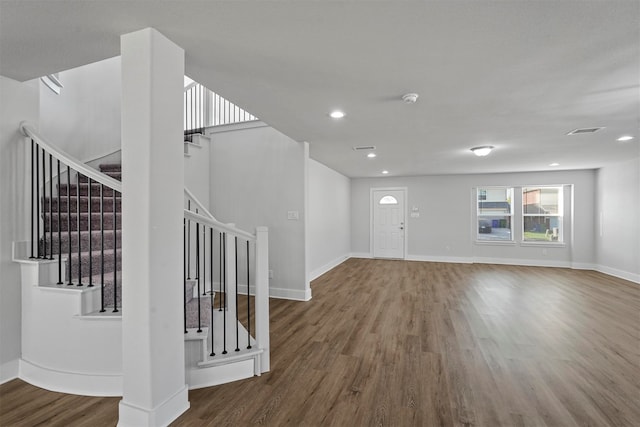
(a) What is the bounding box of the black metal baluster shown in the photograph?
[41,147,46,259]
[76,172,82,286]
[57,160,62,284]
[184,219,187,333]
[113,190,118,313]
[29,139,35,259]
[196,221,202,333]
[219,231,223,311]
[100,185,105,312]
[88,178,93,287]
[36,145,41,258]
[210,228,215,356]
[66,166,72,285]
[203,226,207,296]
[247,239,251,349]
[235,236,240,352]
[187,200,191,279]
[48,154,53,259]
[222,232,227,354]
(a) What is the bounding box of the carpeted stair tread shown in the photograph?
[40,229,120,254]
[78,170,121,182]
[58,183,120,197]
[99,163,122,173]
[43,196,121,213]
[186,296,212,330]
[65,248,121,280]
[43,212,121,232]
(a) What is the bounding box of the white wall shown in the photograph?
[308,159,351,280]
[208,123,310,300]
[39,56,121,162]
[0,76,40,383]
[595,158,640,282]
[351,169,596,267]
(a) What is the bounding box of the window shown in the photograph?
[477,187,513,241]
[379,195,398,205]
[522,187,563,242]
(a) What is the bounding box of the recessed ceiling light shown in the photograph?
[617,135,634,142]
[549,162,560,167]
[470,146,494,157]
[367,153,377,158]
[329,110,345,119]
[382,170,389,174]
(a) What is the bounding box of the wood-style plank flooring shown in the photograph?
[1,259,639,426]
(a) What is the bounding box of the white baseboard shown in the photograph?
[594,264,640,284]
[186,358,254,390]
[349,252,373,259]
[571,262,596,270]
[473,257,571,268]
[268,286,312,301]
[118,384,189,427]
[0,359,19,385]
[406,254,473,264]
[310,255,350,281]
[19,358,122,396]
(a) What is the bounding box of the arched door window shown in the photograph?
[379,195,398,205]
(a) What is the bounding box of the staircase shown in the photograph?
[14,123,270,397]
[41,163,122,310]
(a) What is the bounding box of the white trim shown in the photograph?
[205,120,267,135]
[571,262,596,270]
[0,359,19,385]
[406,255,473,264]
[19,358,122,396]
[475,240,516,246]
[370,187,408,259]
[595,264,640,284]
[118,384,189,427]
[20,122,122,192]
[519,242,566,248]
[473,257,571,268]
[350,252,373,259]
[309,255,350,281]
[268,286,312,301]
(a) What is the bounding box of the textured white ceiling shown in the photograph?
[1,1,638,177]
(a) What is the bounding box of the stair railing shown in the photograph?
[183,207,270,374]
[20,121,122,313]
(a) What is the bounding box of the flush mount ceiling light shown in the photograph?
[367,153,377,158]
[329,110,345,119]
[470,146,494,157]
[382,170,389,174]
[402,93,419,104]
[566,127,604,135]
[617,135,634,142]
[549,162,560,167]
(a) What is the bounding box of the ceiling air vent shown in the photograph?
[567,127,605,135]
[353,146,376,151]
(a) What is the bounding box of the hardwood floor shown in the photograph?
[1,259,639,426]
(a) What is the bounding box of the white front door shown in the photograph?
[372,189,406,259]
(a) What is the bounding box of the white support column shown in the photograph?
[118,28,188,427]
[254,226,270,372]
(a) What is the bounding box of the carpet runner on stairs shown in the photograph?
[40,162,212,326]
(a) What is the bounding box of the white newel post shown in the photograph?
[119,28,189,426]
[254,226,270,372]
[225,227,238,336]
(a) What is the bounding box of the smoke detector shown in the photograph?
[402,93,419,104]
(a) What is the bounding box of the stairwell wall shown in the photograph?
[0,76,40,383]
[208,123,310,300]
[39,56,121,163]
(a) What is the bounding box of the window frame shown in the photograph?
[475,186,514,243]
[521,186,564,244]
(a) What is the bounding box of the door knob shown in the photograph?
[400,227,404,230]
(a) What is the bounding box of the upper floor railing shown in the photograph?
[184,81,258,134]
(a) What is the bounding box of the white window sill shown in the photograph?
[475,240,516,246]
[520,241,566,248]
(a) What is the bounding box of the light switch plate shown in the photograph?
[287,210,299,220]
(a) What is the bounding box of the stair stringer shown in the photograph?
[14,245,123,397]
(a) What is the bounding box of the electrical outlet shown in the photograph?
[269,269,274,279]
